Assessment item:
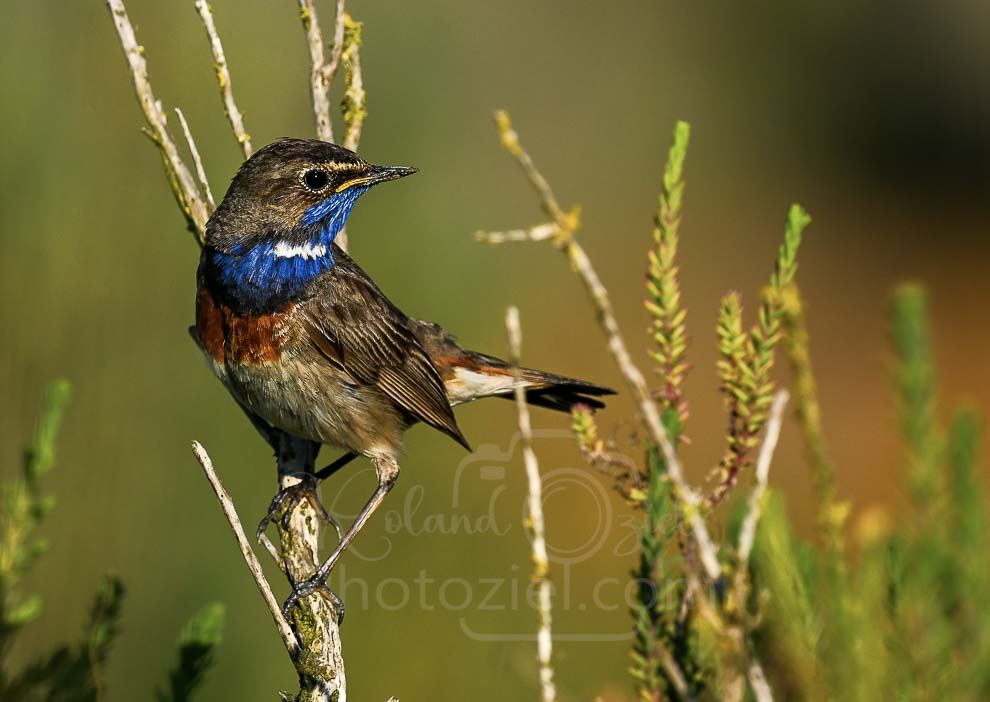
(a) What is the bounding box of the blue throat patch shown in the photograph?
[211,186,368,308]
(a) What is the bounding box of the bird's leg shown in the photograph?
[256,451,358,542]
[282,455,399,621]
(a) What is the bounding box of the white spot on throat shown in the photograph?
[272,240,328,260]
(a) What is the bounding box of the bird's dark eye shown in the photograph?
[303,169,329,191]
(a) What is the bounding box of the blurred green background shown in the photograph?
[2,1,989,699]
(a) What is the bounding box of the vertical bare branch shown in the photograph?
[175,108,216,210]
[274,437,347,702]
[505,307,557,702]
[106,0,209,243]
[194,0,253,159]
[190,441,299,660]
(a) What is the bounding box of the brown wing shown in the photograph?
[301,249,470,451]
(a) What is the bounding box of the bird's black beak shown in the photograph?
[335,164,418,192]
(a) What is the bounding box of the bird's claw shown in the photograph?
[256,473,344,543]
[282,571,345,625]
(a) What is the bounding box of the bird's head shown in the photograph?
[202,138,415,308]
[206,138,416,253]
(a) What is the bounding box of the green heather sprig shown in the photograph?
[712,205,809,505]
[0,379,70,643]
[891,284,942,515]
[779,284,847,558]
[0,382,225,701]
[646,121,691,426]
[629,452,698,700]
[157,602,226,702]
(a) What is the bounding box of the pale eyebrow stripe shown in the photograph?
[321,161,364,173]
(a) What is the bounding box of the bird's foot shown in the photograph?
[282,568,345,625]
[256,472,343,543]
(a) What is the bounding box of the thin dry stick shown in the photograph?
[475,222,558,244]
[324,0,348,85]
[175,108,216,210]
[298,0,346,144]
[106,0,209,243]
[505,307,557,702]
[479,111,722,581]
[194,0,252,159]
[191,441,300,660]
[737,390,789,563]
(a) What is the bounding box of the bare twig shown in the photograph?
[494,112,566,223]
[737,391,789,564]
[475,222,558,244]
[106,0,209,243]
[324,0,348,85]
[481,110,722,582]
[175,108,216,210]
[259,531,288,573]
[191,441,300,660]
[505,307,557,702]
[194,0,252,159]
[297,0,345,144]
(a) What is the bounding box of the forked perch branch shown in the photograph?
[108,2,351,698]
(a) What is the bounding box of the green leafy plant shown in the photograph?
[0,381,226,702]
[482,113,987,701]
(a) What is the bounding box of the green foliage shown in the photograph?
[646,121,691,425]
[0,382,226,702]
[630,443,708,701]
[1,576,125,702]
[526,113,986,701]
[156,602,226,702]
[0,379,71,651]
[747,285,990,701]
[891,284,942,512]
[750,492,821,697]
[713,205,810,504]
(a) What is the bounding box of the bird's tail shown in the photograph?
[410,319,615,412]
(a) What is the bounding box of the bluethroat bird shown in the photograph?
[192,138,614,619]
